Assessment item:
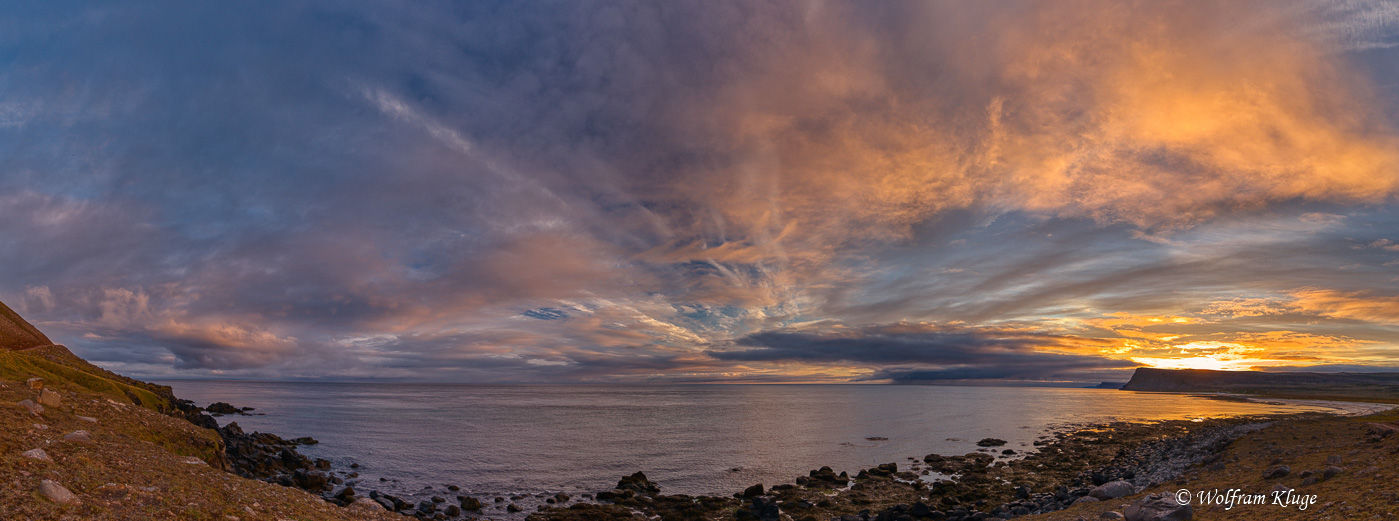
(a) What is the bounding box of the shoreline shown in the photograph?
[9,347,1399,520]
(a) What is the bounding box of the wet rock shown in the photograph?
[555,493,570,503]
[615,471,660,496]
[21,448,51,462]
[291,437,319,445]
[38,479,77,505]
[206,402,243,415]
[1123,492,1192,521]
[334,486,356,504]
[507,503,522,513]
[976,438,1008,447]
[459,496,483,510]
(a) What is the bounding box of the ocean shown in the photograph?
[156,382,1349,505]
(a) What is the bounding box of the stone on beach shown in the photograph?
[976,438,1008,447]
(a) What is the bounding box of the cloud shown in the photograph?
[3,1,1399,380]
[711,324,1132,382]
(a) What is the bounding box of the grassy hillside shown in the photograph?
[1122,367,1399,403]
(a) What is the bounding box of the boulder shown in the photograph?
[1263,465,1290,479]
[1089,480,1136,500]
[205,402,242,415]
[458,496,483,510]
[21,448,52,462]
[1123,492,1192,521]
[1322,466,1343,480]
[37,389,61,407]
[63,430,93,444]
[38,479,77,505]
[615,471,660,496]
[76,415,97,423]
[741,484,765,498]
[976,438,1008,447]
[349,497,386,511]
[18,399,43,415]
[445,505,462,516]
[26,377,43,390]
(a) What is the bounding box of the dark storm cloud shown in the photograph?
[710,324,1132,382]
[2,1,1399,381]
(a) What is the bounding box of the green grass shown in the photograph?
[0,347,169,411]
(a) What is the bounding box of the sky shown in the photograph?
[5,1,1399,384]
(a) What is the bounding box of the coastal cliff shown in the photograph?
[1121,367,1399,402]
[0,301,397,520]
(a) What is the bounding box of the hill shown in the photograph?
[1121,367,1399,402]
[0,300,53,350]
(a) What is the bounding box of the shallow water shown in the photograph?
[157,382,1344,501]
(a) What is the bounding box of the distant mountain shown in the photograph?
[0,300,53,350]
[1122,367,1399,401]
[1087,381,1126,389]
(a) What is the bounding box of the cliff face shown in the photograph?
[0,300,53,350]
[1122,367,1399,400]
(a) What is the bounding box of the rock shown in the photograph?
[1014,486,1031,499]
[446,484,460,491]
[1101,512,1125,520]
[1325,455,1342,466]
[1301,476,1318,486]
[18,399,43,415]
[1263,465,1290,479]
[63,430,93,444]
[615,471,660,496]
[1322,466,1343,480]
[742,484,765,497]
[182,457,208,465]
[1075,496,1101,504]
[334,486,356,503]
[507,503,522,513]
[445,505,461,516]
[1089,480,1136,500]
[21,448,52,462]
[26,377,43,389]
[458,496,483,510]
[349,497,386,511]
[291,437,318,445]
[555,493,570,502]
[38,479,77,505]
[1001,449,1015,455]
[976,438,1008,447]
[1365,422,1399,439]
[1123,492,1192,521]
[206,402,242,415]
[76,415,97,423]
[37,389,61,407]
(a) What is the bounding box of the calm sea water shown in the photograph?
[156,382,1342,501]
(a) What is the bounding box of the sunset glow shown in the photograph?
[3,1,1399,382]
